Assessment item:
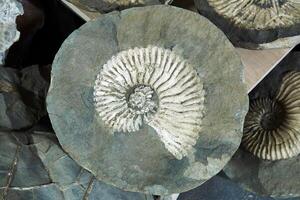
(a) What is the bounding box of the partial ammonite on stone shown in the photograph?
[194,0,300,49]
[243,71,300,160]
[0,0,23,65]
[47,5,248,195]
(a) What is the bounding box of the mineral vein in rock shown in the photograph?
[243,71,300,160]
[206,0,300,30]
[94,46,205,160]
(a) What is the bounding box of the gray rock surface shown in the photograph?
[0,0,23,65]
[224,52,300,199]
[67,0,169,13]
[0,130,168,200]
[194,0,300,49]
[47,5,248,195]
[0,65,49,130]
[178,175,300,200]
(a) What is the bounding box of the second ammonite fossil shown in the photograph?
[224,69,300,198]
[47,5,248,195]
[243,71,300,160]
[194,0,300,49]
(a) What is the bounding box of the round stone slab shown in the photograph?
[47,5,248,195]
[194,0,300,49]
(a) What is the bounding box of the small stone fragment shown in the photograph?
[0,0,24,65]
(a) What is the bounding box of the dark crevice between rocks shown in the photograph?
[5,0,84,68]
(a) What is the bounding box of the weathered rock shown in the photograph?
[0,0,24,65]
[0,130,171,200]
[194,0,300,49]
[67,0,171,13]
[178,175,300,200]
[224,52,300,199]
[0,65,49,130]
[47,5,248,195]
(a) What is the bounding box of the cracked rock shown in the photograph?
[0,130,170,200]
[0,65,50,130]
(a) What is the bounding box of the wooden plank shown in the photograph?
[239,47,293,93]
[60,0,294,93]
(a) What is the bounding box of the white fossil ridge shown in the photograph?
[94,46,205,160]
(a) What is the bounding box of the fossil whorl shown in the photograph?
[204,0,300,30]
[243,71,300,160]
[94,46,205,160]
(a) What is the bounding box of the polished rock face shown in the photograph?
[47,5,248,195]
[194,0,300,49]
[0,0,23,65]
[0,130,162,200]
[224,52,300,199]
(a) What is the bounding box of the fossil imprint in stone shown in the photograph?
[94,46,205,160]
[243,71,300,160]
[206,0,300,30]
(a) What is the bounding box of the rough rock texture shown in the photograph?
[47,5,248,195]
[0,130,167,200]
[67,0,170,13]
[178,175,300,200]
[224,52,300,199]
[179,175,271,200]
[0,0,23,65]
[0,65,49,130]
[194,0,300,49]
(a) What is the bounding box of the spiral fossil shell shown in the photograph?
[243,71,300,160]
[204,0,300,30]
[94,46,205,160]
[47,6,249,194]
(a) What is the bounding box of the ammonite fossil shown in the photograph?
[194,0,300,49]
[94,46,205,160]
[243,71,300,160]
[223,66,300,198]
[47,5,248,195]
[0,0,23,65]
[67,0,171,13]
